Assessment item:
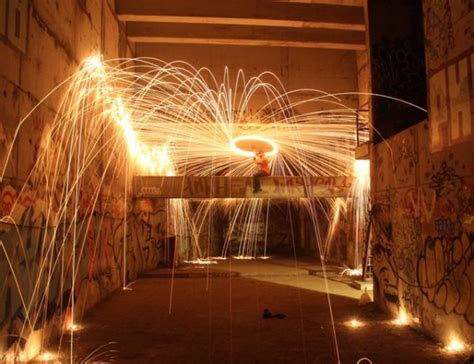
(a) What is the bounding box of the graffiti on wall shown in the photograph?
[424,0,455,65]
[428,51,473,152]
[425,0,473,152]
[0,183,167,354]
[133,175,353,199]
[417,233,474,324]
[372,197,400,313]
[372,121,474,342]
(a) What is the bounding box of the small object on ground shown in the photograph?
[358,287,372,306]
[262,308,286,319]
[263,308,272,319]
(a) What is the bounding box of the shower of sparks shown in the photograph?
[0,55,373,361]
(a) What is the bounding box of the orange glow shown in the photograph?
[347,318,363,328]
[393,309,409,326]
[67,323,81,331]
[229,135,278,157]
[83,55,104,76]
[37,351,57,361]
[445,337,465,353]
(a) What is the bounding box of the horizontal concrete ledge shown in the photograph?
[116,0,366,31]
[133,175,353,199]
[128,36,366,50]
[350,279,373,291]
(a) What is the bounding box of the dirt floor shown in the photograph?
[51,257,471,363]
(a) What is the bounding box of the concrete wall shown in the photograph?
[371,0,473,343]
[0,0,169,359]
[136,43,360,111]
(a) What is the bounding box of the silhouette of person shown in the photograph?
[253,151,270,193]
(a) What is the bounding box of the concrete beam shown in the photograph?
[271,0,365,7]
[116,0,365,31]
[127,22,365,50]
[133,176,353,199]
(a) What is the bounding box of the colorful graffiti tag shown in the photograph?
[0,183,167,355]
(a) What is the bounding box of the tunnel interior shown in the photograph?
[0,0,473,363]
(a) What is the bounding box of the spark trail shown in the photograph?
[0,56,369,361]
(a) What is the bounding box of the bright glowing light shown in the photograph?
[83,55,104,74]
[445,337,465,353]
[109,98,175,175]
[37,351,56,361]
[393,309,409,326]
[184,258,218,265]
[229,135,279,157]
[347,319,363,328]
[233,255,255,260]
[68,323,81,331]
[111,98,140,158]
[340,265,362,277]
[353,159,370,177]
[258,256,271,260]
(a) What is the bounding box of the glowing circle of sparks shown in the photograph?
[229,135,279,157]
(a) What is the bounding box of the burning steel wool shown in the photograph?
[0,55,371,361]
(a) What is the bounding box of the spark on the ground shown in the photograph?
[340,265,363,277]
[445,336,465,353]
[393,309,409,326]
[37,351,57,362]
[347,319,363,328]
[184,259,218,265]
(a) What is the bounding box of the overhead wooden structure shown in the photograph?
[116,0,366,50]
[133,176,353,199]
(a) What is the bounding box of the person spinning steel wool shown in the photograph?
[252,150,270,193]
